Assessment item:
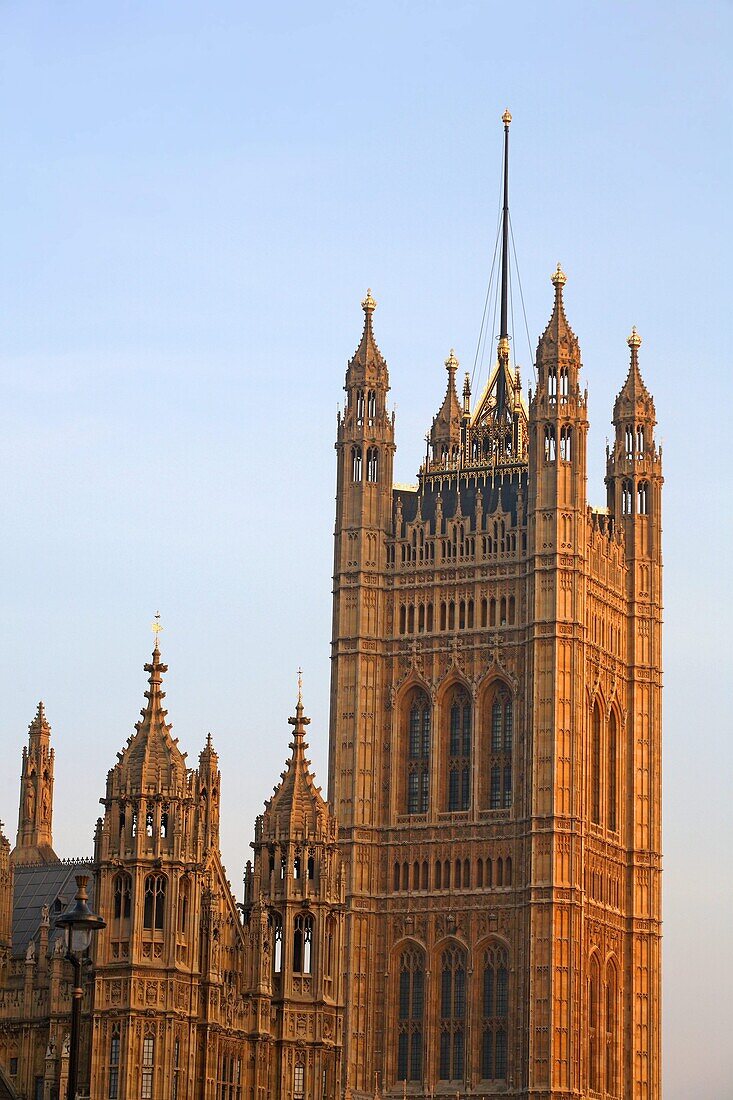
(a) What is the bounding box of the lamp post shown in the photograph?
[55,874,106,1100]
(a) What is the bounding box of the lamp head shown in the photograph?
[55,874,106,959]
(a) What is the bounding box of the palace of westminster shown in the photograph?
[0,116,662,1099]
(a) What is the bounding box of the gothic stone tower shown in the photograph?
[90,643,256,1100]
[329,117,662,1100]
[245,689,345,1099]
[11,702,57,866]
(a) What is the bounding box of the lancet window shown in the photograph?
[143,873,166,930]
[606,961,619,1096]
[366,446,379,483]
[351,445,362,482]
[486,686,513,809]
[405,689,431,815]
[591,702,601,825]
[447,687,472,811]
[481,943,509,1081]
[293,913,313,974]
[607,710,618,833]
[544,424,556,461]
[439,944,466,1082]
[112,872,131,922]
[396,947,425,1083]
[108,1028,120,1100]
[588,955,601,1092]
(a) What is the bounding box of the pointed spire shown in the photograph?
[614,326,654,424]
[536,262,580,377]
[114,639,187,794]
[428,350,462,464]
[346,288,389,389]
[263,680,329,840]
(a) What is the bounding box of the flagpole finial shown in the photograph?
[151,611,163,650]
[502,108,512,126]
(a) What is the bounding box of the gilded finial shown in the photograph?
[627,326,642,350]
[502,108,512,126]
[445,349,459,376]
[297,666,303,707]
[551,263,567,289]
[361,288,377,314]
[498,335,510,360]
[151,611,163,650]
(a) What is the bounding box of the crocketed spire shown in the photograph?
[113,644,187,794]
[613,327,655,424]
[429,349,463,461]
[262,686,330,842]
[345,289,389,390]
[536,264,581,379]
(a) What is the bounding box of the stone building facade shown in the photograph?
[0,656,343,1100]
[0,121,661,1100]
[330,274,662,1099]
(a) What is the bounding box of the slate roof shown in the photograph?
[12,858,94,957]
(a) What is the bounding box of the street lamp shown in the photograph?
[55,874,106,1100]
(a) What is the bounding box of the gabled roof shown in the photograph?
[11,858,93,957]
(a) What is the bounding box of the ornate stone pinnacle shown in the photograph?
[627,326,642,350]
[361,288,376,314]
[551,263,567,289]
[445,349,459,374]
[502,108,512,126]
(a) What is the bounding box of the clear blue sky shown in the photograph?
[1,3,730,1095]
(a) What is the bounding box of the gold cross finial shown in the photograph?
[297,667,303,706]
[152,611,163,649]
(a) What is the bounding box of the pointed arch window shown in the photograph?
[605,960,619,1097]
[366,446,379,483]
[439,944,466,1082]
[396,947,425,1083]
[637,480,649,515]
[548,366,557,402]
[636,424,644,455]
[560,425,572,462]
[271,911,283,975]
[293,913,313,974]
[625,425,634,458]
[591,703,602,825]
[447,687,472,811]
[143,873,166,930]
[559,366,569,401]
[486,687,513,809]
[481,942,509,1081]
[355,389,365,425]
[588,955,601,1092]
[367,389,377,422]
[351,445,363,482]
[621,479,633,515]
[108,1027,120,1099]
[607,710,618,832]
[544,425,556,461]
[405,689,431,815]
[112,872,131,923]
[177,877,190,934]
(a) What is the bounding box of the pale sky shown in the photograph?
[0,4,731,1096]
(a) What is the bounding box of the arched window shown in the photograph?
[355,389,365,425]
[366,446,379,483]
[606,960,619,1097]
[608,710,618,832]
[625,425,634,458]
[548,366,557,401]
[325,915,335,979]
[560,425,572,462]
[588,955,601,1092]
[272,912,283,974]
[439,944,466,1082]
[435,860,442,890]
[367,390,377,421]
[396,947,425,1083]
[143,873,166,930]
[351,445,362,482]
[622,479,633,515]
[544,425,556,461]
[481,942,509,1080]
[405,689,431,815]
[476,858,484,887]
[447,687,472,811]
[485,687,513,809]
[293,914,313,974]
[112,872,131,923]
[636,424,644,455]
[393,862,400,892]
[559,366,569,401]
[637,480,649,515]
[108,1027,120,1099]
[591,702,602,825]
[177,877,189,934]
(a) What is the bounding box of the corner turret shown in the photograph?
[11,702,58,866]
